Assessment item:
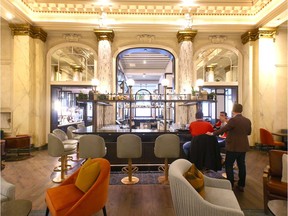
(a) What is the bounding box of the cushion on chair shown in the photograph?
[45,184,84,216]
[281,154,287,183]
[75,158,101,193]
[205,186,242,210]
[183,164,205,198]
[267,176,288,197]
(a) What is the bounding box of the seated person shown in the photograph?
[183,111,214,157]
[214,111,228,148]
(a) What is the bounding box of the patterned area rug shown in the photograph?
[110,171,163,185]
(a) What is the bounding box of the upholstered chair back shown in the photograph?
[53,129,68,141]
[48,133,64,157]
[79,135,106,159]
[154,134,180,158]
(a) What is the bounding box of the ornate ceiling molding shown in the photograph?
[19,0,272,16]
[2,0,285,32]
[9,24,47,42]
[63,34,82,42]
[208,35,227,44]
[136,34,155,43]
[177,29,198,43]
[94,29,115,42]
[241,27,277,44]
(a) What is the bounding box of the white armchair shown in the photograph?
[169,159,244,216]
[1,177,15,202]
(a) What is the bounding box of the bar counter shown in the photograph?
[74,126,191,167]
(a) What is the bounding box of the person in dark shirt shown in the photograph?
[207,104,251,192]
[182,111,214,156]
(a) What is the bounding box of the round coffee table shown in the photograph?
[268,200,287,216]
[1,199,32,216]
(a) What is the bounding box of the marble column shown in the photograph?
[94,29,115,127]
[241,28,284,146]
[9,24,47,147]
[176,29,197,124]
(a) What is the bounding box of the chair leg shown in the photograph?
[120,158,139,185]
[102,206,107,216]
[157,158,170,184]
[45,207,49,216]
[52,155,66,183]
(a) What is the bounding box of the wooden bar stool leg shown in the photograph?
[158,158,169,185]
[121,158,139,185]
[52,155,66,183]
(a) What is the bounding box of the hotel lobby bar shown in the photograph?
[0,0,287,215]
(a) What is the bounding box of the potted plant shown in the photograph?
[191,87,198,100]
[208,92,216,100]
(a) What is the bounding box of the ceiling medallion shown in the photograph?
[208,35,227,44]
[63,34,81,42]
[136,34,155,43]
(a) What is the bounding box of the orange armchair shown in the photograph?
[260,128,285,148]
[45,158,110,216]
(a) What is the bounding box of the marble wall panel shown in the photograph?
[12,36,32,136]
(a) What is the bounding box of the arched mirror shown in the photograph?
[194,45,241,123]
[50,46,95,82]
[195,47,238,83]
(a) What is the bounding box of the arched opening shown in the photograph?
[115,47,176,128]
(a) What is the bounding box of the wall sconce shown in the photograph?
[126,78,135,99]
[161,78,169,88]
[91,78,99,93]
[126,78,135,87]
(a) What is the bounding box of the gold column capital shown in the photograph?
[94,29,115,42]
[176,29,197,43]
[241,27,277,44]
[9,24,47,42]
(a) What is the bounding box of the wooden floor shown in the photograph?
[1,148,269,215]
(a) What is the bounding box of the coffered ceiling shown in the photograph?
[1,0,287,32]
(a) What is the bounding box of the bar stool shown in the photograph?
[67,126,82,161]
[117,134,142,185]
[67,126,82,140]
[79,135,106,159]
[48,133,76,183]
[53,129,78,162]
[154,134,180,184]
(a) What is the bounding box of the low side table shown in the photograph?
[1,199,32,216]
[268,200,287,216]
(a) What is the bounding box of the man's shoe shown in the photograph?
[236,185,244,192]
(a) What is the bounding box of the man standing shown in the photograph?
[207,104,251,191]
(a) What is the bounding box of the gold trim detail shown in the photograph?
[94,29,115,42]
[176,29,197,43]
[241,28,277,44]
[9,24,47,42]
